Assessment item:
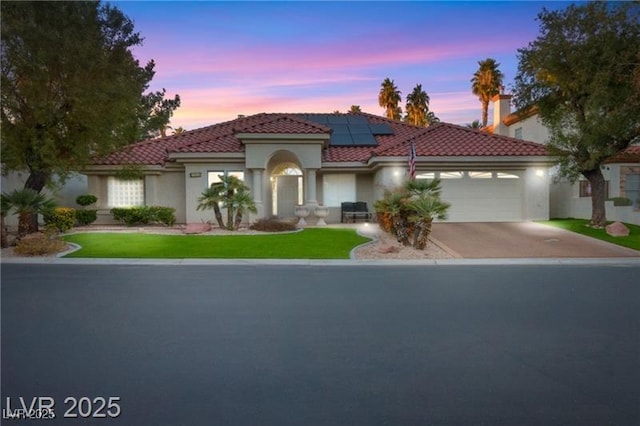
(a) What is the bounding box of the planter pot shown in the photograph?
[294,206,310,227]
[314,206,329,226]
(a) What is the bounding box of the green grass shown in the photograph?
[62,228,371,259]
[540,219,640,251]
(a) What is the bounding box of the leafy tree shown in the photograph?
[405,84,430,126]
[471,58,504,127]
[378,78,402,120]
[512,2,640,227]
[1,1,180,197]
[349,105,362,113]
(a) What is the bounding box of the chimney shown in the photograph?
[491,93,512,136]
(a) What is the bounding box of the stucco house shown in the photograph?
[81,112,554,225]
[489,95,640,225]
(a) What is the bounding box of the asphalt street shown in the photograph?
[2,263,639,425]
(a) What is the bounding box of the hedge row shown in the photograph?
[110,206,176,226]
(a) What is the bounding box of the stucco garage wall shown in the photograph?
[373,166,550,222]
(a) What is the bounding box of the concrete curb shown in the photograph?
[2,257,639,266]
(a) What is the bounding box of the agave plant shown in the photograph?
[2,188,56,237]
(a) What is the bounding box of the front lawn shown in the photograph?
[540,219,640,251]
[62,228,371,259]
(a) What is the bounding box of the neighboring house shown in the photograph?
[489,94,640,225]
[82,112,554,225]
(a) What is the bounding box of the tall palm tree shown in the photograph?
[425,111,440,126]
[466,119,483,129]
[471,58,504,127]
[378,78,402,120]
[349,105,362,113]
[405,84,430,126]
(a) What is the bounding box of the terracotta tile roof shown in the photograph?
[233,114,330,134]
[374,122,549,158]
[605,145,640,163]
[94,112,549,166]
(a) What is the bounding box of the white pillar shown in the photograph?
[251,168,264,219]
[305,168,318,205]
[252,169,263,203]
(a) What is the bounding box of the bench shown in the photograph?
[341,202,372,223]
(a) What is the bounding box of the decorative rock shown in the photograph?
[183,223,212,234]
[378,244,400,254]
[605,221,630,237]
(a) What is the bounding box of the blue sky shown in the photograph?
[114,1,578,129]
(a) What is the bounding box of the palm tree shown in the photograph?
[197,175,255,230]
[197,185,225,229]
[231,188,257,230]
[172,126,186,135]
[349,105,362,113]
[471,58,504,127]
[407,194,449,249]
[405,84,430,126]
[2,189,56,237]
[425,111,440,126]
[378,78,402,120]
[466,119,483,129]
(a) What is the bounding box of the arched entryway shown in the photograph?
[265,150,304,219]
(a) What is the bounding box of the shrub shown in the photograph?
[110,206,176,226]
[76,194,98,207]
[148,206,176,226]
[249,216,297,232]
[111,207,152,226]
[75,209,98,226]
[608,197,632,207]
[14,232,67,256]
[43,207,76,233]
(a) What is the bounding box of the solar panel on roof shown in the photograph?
[369,123,394,135]
[326,115,348,124]
[330,133,354,146]
[346,116,368,125]
[302,114,328,123]
[351,133,377,146]
[330,124,349,134]
[348,124,371,134]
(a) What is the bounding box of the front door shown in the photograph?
[276,175,299,218]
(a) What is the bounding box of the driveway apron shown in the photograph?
[430,222,640,258]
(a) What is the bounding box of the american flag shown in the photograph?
[409,142,416,179]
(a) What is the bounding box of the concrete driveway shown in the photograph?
[430,222,640,258]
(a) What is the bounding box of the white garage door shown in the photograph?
[435,171,524,222]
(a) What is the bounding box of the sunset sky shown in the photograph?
[114,1,577,130]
